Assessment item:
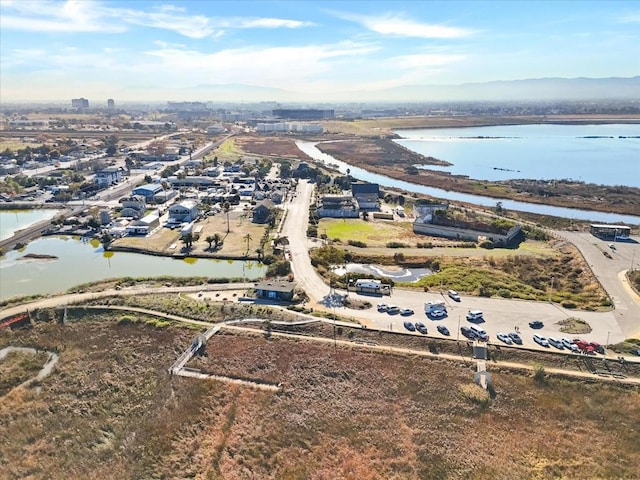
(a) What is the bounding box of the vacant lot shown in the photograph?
[1,315,639,480]
[111,209,269,259]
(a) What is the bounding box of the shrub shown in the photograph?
[386,241,407,248]
[117,315,134,325]
[479,240,494,249]
[533,364,546,384]
[498,289,512,298]
[348,240,367,248]
[561,301,577,309]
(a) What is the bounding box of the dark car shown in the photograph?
[529,320,544,329]
[415,322,428,334]
[437,324,450,336]
[590,342,605,354]
[404,321,416,332]
[508,332,523,345]
[460,326,476,339]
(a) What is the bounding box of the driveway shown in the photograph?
[560,231,640,338]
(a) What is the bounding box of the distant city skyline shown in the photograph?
[1,0,639,102]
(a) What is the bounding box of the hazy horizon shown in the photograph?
[1,1,639,103]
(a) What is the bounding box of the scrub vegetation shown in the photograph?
[1,316,639,480]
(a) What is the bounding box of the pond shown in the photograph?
[0,236,267,301]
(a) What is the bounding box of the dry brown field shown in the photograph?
[1,315,639,480]
[111,209,269,259]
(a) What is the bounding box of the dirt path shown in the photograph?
[0,346,59,389]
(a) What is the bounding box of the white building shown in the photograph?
[168,200,199,222]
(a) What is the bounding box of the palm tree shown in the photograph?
[182,232,194,250]
[212,233,222,250]
[205,235,215,250]
[244,233,252,253]
[223,201,231,233]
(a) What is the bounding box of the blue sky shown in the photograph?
[1,0,639,102]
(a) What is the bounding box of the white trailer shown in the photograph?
[424,301,447,314]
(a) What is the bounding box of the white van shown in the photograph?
[466,310,483,321]
[470,325,488,340]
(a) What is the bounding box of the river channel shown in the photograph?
[0,236,266,301]
[295,141,640,225]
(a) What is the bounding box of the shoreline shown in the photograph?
[107,244,263,262]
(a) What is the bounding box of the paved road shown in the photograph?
[560,231,640,338]
[282,180,333,305]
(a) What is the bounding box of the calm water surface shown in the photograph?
[296,139,640,225]
[394,124,640,185]
[0,236,266,300]
[0,209,59,240]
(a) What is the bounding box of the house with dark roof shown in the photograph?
[255,280,297,301]
[317,195,359,218]
[252,199,276,223]
[351,182,380,210]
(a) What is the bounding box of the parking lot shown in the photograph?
[340,287,624,352]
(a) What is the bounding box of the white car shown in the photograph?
[430,309,446,318]
[377,303,388,312]
[497,333,513,345]
[533,334,550,347]
[400,308,414,316]
[548,337,564,349]
[448,290,461,301]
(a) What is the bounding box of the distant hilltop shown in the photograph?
[375,77,640,103]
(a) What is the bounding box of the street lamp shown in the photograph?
[548,276,555,303]
[606,331,611,351]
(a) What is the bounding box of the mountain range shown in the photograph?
[186,77,640,103]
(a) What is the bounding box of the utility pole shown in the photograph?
[457,315,461,342]
[549,276,555,303]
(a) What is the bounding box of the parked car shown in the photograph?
[533,334,550,347]
[415,322,428,334]
[387,305,400,314]
[404,321,416,332]
[377,304,388,312]
[561,337,580,352]
[429,309,446,319]
[497,333,513,345]
[437,324,450,336]
[447,290,461,301]
[461,326,476,339]
[508,332,523,345]
[590,342,605,354]
[466,310,483,321]
[529,320,544,329]
[548,337,564,349]
[400,308,414,316]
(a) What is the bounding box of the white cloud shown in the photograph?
[0,0,123,33]
[390,53,467,69]
[235,18,316,29]
[335,12,475,39]
[0,0,315,38]
[617,11,640,23]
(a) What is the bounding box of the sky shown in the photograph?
[1,0,639,103]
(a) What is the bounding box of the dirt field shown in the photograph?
[234,135,312,160]
[2,315,639,480]
[111,208,270,259]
